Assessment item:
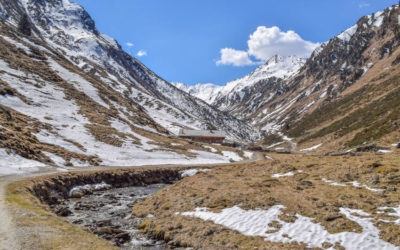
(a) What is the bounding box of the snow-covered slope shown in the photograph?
[212,55,305,115]
[0,0,259,174]
[172,82,223,104]
[175,55,305,119]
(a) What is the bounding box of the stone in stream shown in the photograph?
[55,206,72,217]
[63,184,169,249]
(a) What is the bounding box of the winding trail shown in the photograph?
[0,152,262,249]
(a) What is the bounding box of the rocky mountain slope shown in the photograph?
[253,5,400,150]
[177,5,400,151]
[174,55,305,120]
[0,0,259,173]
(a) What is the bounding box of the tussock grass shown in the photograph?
[134,151,400,249]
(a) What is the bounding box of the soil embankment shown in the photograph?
[4,166,187,249]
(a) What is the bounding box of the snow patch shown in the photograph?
[272,172,295,178]
[180,169,211,178]
[179,205,398,249]
[222,151,243,162]
[300,143,322,152]
[203,145,218,153]
[0,148,46,176]
[322,178,384,192]
[337,24,358,42]
[68,182,111,196]
[243,151,254,159]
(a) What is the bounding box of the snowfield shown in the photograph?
[179,205,400,249]
[0,149,45,176]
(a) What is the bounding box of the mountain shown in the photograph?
[171,82,223,104]
[211,55,305,119]
[176,5,400,152]
[0,0,260,171]
[174,55,305,120]
[242,5,400,150]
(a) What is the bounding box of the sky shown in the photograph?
[74,0,398,86]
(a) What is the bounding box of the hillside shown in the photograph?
[176,5,400,152]
[0,0,260,174]
[259,5,400,151]
[174,55,305,120]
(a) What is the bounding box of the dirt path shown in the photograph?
[0,152,263,249]
[0,176,20,250]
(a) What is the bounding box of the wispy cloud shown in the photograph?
[358,2,370,8]
[216,26,319,67]
[126,42,134,47]
[137,50,147,57]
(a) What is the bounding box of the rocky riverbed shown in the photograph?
[58,184,169,249]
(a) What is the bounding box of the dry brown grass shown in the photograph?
[134,150,400,249]
[6,179,118,250]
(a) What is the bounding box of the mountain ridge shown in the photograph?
[0,0,260,171]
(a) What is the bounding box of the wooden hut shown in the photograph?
[178,129,226,143]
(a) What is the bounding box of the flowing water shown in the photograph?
[64,184,168,249]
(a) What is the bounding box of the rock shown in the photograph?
[372,163,383,168]
[55,207,72,217]
[203,229,215,236]
[300,181,313,186]
[70,190,84,198]
[95,219,112,227]
[115,231,131,241]
[192,197,205,205]
[325,215,343,221]
[372,175,380,185]
[96,227,114,235]
[73,219,83,224]
[356,144,378,152]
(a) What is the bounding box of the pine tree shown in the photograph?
[18,14,32,36]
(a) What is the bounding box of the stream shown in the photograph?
[63,184,168,249]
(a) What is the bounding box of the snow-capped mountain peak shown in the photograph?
[174,55,305,117]
[246,55,305,83]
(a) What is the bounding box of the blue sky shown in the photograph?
[74,0,397,86]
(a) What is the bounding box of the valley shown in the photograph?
[0,0,399,249]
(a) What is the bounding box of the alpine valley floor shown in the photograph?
[133,149,400,249]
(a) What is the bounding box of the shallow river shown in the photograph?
[64,184,168,249]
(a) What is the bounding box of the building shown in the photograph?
[178,129,227,143]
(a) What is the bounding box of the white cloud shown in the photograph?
[216,26,319,66]
[137,50,147,57]
[216,48,256,66]
[248,26,319,60]
[126,42,134,47]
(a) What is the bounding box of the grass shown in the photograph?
[5,180,117,250]
[288,73,400,147]
[133,151,400,249]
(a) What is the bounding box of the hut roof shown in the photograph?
[178,129,226,138]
